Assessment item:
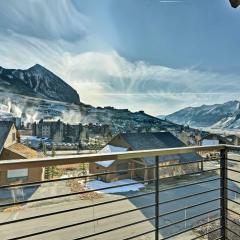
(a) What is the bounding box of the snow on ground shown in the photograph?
[86,179,144,193]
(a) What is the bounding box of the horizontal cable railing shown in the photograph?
[0,144,239,240]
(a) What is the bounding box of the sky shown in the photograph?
[0,0,240,116]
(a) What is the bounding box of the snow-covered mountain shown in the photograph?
[0,64,80,104]
[156,115,166,120]
[0,64,182,133]
[166,100,240,129]
[0,91,180,136]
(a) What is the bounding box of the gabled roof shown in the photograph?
[118,132,201,165]
[96,145,128,167]
[7,143,40,159]
[0,121,14,154]
[96,132,201,167]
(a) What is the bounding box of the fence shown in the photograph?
[0,145,239,240]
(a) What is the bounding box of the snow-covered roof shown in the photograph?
[96,145,128,167]
[202,139,219,146]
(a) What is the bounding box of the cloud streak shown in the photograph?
[0,0,239,116]
[0,0,88,41]
[61,51,240,114]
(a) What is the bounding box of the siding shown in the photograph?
[3,125,17,148]
[0,148,44,185]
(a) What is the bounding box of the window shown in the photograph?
[7,169,28,181]
[12,133,16,142]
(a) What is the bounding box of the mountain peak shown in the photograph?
[0,65,80,105]
[28,64,48,72]
[166,100,240,129]
[32,63,43,68]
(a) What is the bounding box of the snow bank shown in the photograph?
[86,179,144,193]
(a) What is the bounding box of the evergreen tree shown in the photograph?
[42,143,47,156]
[51,145,56,157]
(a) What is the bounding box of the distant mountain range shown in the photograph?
[0,64,180,132]
[166,100,240,129]
[0,64,80,104]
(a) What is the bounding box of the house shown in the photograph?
[199,133,232,146]
[89,132,201,182]
[225,134,240,146]
[0,121,44,185]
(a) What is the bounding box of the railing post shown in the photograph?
[220,147,228,240]
[155,156,159,240]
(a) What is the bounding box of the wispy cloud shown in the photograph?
[0,31,239,115]
[0,0,239,116]
[0,0,88,41]
[57,51,240,115]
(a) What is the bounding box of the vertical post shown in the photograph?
[201,158,204,172]
[220,147,228,240]
[155,156,159,240]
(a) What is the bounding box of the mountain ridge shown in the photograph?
[166,100,240,129]
[0,64,181,133]
[0,64,80,104]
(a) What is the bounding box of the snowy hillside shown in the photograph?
[0,92,178,135]
[0,64,180,133]
[166,100,240,129]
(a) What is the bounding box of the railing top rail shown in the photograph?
[225,144,240,151]
[0,144,227,170]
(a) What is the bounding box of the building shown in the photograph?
[32,119,64,142]
[0,121,44,185]
[64,124,81,143]
[32,119,112,145]
[199,133,232,146]
[89,132,201,182]
[224,134,240,146]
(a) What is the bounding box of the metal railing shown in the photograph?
[0,144,239,240]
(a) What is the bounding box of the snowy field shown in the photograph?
[86,179,145,193]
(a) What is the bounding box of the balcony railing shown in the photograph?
[0,145,240,240]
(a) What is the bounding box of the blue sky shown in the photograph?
[0,0,239,115]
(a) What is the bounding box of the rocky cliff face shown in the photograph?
[0,64,80,104]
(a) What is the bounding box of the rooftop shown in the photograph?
[108,132,201,165]
[0,121,14,154]
[7,143,41,159]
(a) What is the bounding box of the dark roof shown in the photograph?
[0,121,14,154]
[118,132,201,165]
